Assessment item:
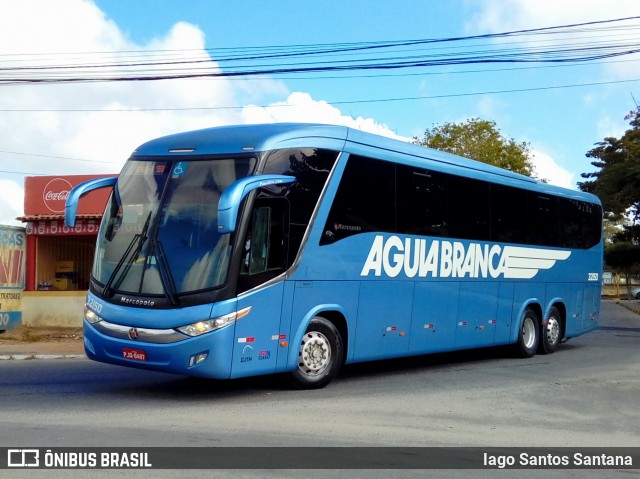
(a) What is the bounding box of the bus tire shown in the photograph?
[539,306,562,355]
[514,307,539,358]
[287,317,344,390]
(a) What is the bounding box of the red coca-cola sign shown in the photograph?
[42,178,73,213]
[24,174,116,217]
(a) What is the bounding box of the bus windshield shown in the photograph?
[93,157,256,298]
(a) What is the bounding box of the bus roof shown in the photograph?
[131,123,600,205]
[132,123,349,158]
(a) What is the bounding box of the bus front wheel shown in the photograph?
[539,307,562,355]
[514,308,539,358]
[287,317,344,389]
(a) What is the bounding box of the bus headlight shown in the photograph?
[84,305,103,324]
[176,306,251,337]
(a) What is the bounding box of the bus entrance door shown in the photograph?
[231,282,284,378]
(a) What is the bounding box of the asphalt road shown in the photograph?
[1,300,639,479]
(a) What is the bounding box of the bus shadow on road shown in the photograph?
[339,345,515,379]
[341,339,587,377]
[105,343,585,400]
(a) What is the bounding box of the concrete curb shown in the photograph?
[618,302,640,316]
[0,354,85,361]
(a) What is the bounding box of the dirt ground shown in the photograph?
[0,326,84,356]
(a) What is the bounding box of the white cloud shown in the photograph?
[531,149,575,189]
[0,0,413,227]
[0,0,272,224]
[463,0,639,189]
[464,0,640,80]
[465,0,640,34]
[242,92,408,141]
[0,180,25,225]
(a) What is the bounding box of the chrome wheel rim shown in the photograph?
[546,316,560,346]
[522,317,536,350]
[298,331,331,376]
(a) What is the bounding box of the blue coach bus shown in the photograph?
[66,123,603,389]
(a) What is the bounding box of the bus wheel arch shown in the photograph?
[514,304,541,358]
[287,315,345,389]
[539,304,565,355]
[318,310,348,360]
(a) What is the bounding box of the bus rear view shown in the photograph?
[68,123,603,389]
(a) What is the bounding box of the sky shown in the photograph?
[1,0,640,226]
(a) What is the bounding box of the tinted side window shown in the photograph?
[529,193,558,246]
[262,148,339,259]
[322,155,395,244]
[584,201,603,248]
[262,148,338,226]
[448,176,491,241]
[318,152,601,250]
[397,166,449,237]
[491,184,528,244]
[558,198,602,249]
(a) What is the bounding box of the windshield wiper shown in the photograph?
[151,239,179,306]
[102,211,152,297]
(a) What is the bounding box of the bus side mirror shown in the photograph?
[65,176,118,227]
[217,174,295,233]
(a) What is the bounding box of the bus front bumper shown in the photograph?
[83,319,235,379]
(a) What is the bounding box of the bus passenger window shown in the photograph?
[396,166,449,237]
[528,193,558,246]
[448,176,490,241]
[491,184,527,244]
[321,155,394,244]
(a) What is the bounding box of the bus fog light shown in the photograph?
[189,352,208,367]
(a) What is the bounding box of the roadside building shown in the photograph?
[17,174,114,326]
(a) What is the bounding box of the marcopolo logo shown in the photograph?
[43,178,73,214]
[360,235,571,280]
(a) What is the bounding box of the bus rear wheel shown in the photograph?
[287,317,344,390]
[539,307,562,355]
[514,308,539,358]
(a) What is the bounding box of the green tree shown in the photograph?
[604,242,640,295]
[413,118,535,176]
[580,105,640,296]
[579,106,640,226]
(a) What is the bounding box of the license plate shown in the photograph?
[122,348,147,362]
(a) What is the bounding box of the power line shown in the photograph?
[330,78,640,105]
[1,16,639,85]
[0,150,114,164]
[1,77,638,113]
[2,15,638,62]
[1,77,638,177]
